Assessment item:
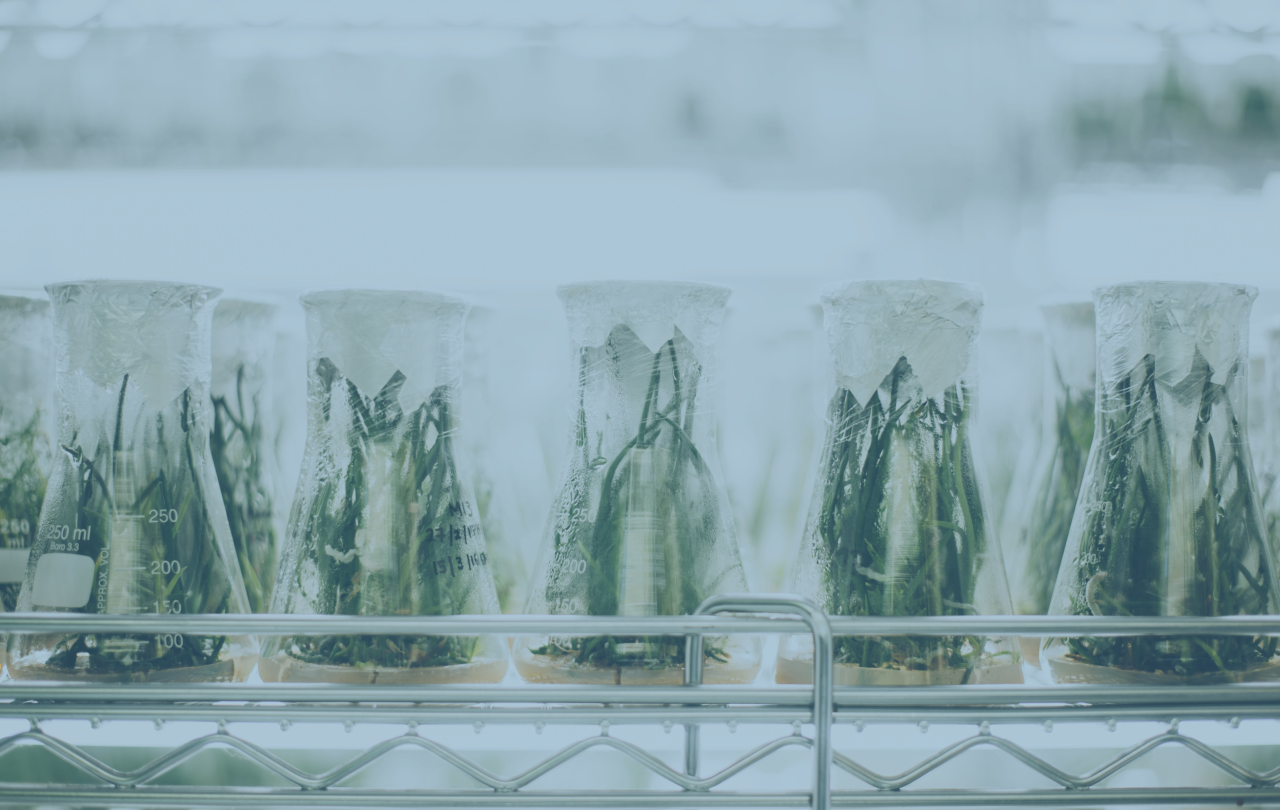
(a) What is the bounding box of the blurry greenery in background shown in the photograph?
[1072,66,1280,184]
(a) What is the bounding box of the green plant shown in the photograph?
[274,363,485,670]
[1010,363,1094,616]
[530,330,728,670]
[812,357,1013,681]
[33,374,232,677]
[0,406,49,612]
[210,364,278,614]
[1056,352,1278,677]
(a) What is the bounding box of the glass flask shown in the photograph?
[210,299,281,614]
[977,321,1043,527]
[1262,325,1280,558]
[1001,300,1095,667]
[271,310,308,554]
[10,281,254,683]
[0,293,54,612]
[1247,355,1267,481]
[462,304,529,613]
[778,280,1022,687]
[514,281,760,685]
[1046,282,1280,685]
[259,290,508,685]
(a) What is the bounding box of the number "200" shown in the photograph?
[148,509,178,524]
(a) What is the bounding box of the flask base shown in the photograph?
[1019,637,1043,669]
[258,653,509,684]
[1047,654,1280,685]
[514,652,760,685]
[775,653,1024,687]
[7,648,253,684]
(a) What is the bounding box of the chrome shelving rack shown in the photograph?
[1,595,1279,809]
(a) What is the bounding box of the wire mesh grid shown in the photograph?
[0,595,1278,809]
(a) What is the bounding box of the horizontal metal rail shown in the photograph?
[2,612,1279,636]
[0,786,1275,808]
[3,701,1277,726]
[0,703,812,725]
[4,682,1280,708]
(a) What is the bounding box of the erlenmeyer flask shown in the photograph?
[1261,324,1280,557]
[210,299,281,614]
[514,282,760,685]
[1001,300,1094,667]
[977,321,1043,526]
[778,280,1022,686]
[462,304,529,613]
[1047,282,1280,685]
[0,293,54,612]
[259,290,508,685]
[10,281,254,683]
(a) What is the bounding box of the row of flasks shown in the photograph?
[0,279,1278,687]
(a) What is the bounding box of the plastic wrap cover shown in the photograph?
[516,281,756,685]
[46,282,219,413]
[558,280,731,367]
[264,289,506,685]
[302,290,468,417]
[212,300,276,405]
[1046,282,1280,684]
[779,279,1020,687]
[823,279,982,405]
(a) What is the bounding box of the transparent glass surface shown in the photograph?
[0,294,53,612]
[11,282,254,683]
[210,299,281,614]
[778,280,1022,687]
[1001,300,1095,667]
[260,290,507,684]
[515,282,759,685]
[462,305,529,614]
[1047,282,1280,685]
[1262,327,1280,562]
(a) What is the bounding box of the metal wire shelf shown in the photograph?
[0,594,1278,809]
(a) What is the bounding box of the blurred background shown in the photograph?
[2,0,1280,592]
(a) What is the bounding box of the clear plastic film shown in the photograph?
[515,281,759,685]
[260,290,507,685]
[0,294,54,612]
[11,281,253,683]
[778,280,1022,687]
[1001,300,1095,666]
[210,299,281,614]
[1047,282,1280,685]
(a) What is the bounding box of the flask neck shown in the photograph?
[47,281,219,410]
[302,290,468,415]
[1094,282,1254,400]
[822,280,982,405]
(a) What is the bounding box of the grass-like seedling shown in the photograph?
[210,364,278,614]
[22,374,236,678]
[271,362,487,671]
[1052,351,1279,680]
[0,407,49,612]
[529,329,730,671]
[808,357,1015,682]
[1009,362,1094,616]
